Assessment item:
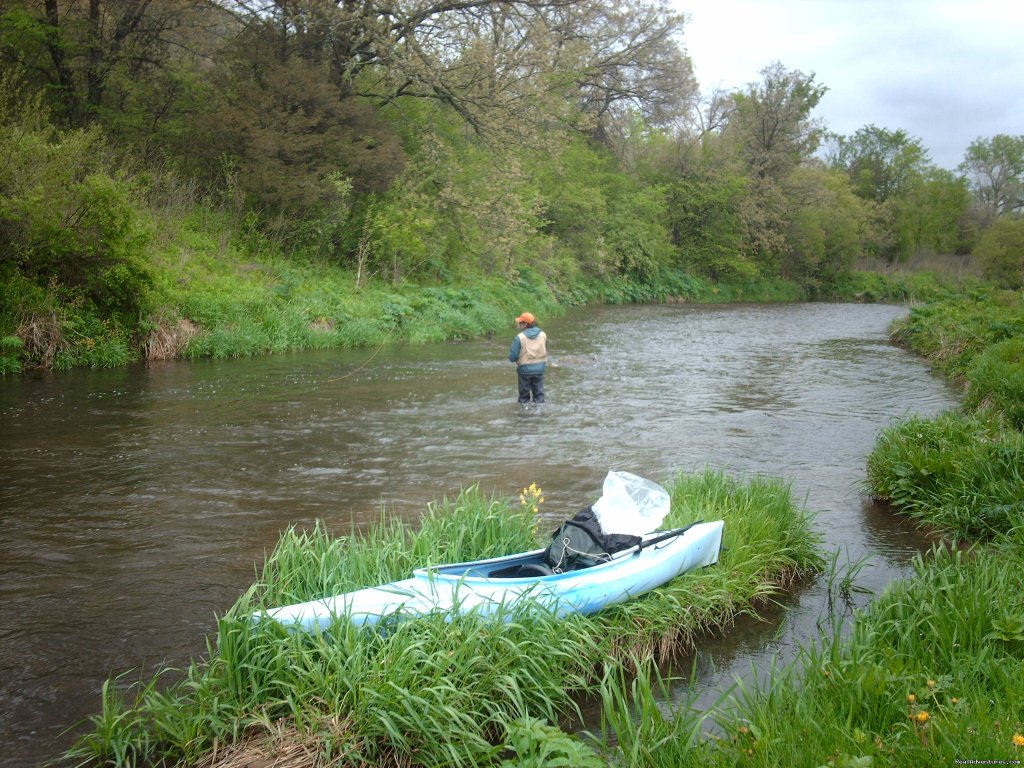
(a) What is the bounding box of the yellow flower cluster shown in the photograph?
[519,483,544,516]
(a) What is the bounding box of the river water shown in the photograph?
[0,302,959,767]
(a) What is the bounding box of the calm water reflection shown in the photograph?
[0,303,959,766]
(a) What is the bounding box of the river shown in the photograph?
[0,302,959,767]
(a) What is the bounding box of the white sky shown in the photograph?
[676,0,1024,170]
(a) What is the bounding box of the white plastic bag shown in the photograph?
[590,470,670,536]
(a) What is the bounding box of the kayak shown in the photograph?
[255,520,724,632]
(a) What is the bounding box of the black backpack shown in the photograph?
[543,507,641,573]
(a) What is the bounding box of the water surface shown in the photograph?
[0,302,959,766]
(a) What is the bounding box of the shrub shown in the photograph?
[975,218,1024,289]
[0,122,154,320]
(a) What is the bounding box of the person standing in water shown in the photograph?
[509,312,548,405]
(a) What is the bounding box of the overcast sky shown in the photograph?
[676,0,1024,170]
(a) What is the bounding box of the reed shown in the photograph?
[66,472,820,768]
[597,655,717,767]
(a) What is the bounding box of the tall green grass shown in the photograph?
[964,335,1024,429]
[158,234,556,360]
[889,288,1024,379]
[66,470,820,768]
[642,542,1024,768]
[866,413,1024,540]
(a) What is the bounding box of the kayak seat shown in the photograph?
[514,563,555,578]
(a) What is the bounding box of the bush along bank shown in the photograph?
[65,470,821,768]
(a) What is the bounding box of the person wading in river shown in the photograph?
[509,312,548,405]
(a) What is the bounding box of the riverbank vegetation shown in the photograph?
[3,2,1021,375]
[614,541,1024,767]
[867,288,1024,539]
[66,471,821,767]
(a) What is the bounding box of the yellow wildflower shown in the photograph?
[907,694,916,704]
[1013,733,1024,748]
[927,679,936,689]
[916,711,930,724]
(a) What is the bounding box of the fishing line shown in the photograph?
[324,334,391,382]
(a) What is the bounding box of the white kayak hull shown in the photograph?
[257,520,724,632]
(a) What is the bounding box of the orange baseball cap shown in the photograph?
[515,312,535,324]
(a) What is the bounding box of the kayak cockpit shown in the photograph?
[416,550,557,581]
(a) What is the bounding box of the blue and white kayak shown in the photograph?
[256,520,724,632]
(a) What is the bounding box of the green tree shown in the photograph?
[727,62,827,181]
[959,134,1024,226]
[211,0,693,145]
[0,0,217,149]
[782,165,867,288]
[667,174,756,282]
[550,1,697,145]
[709,63,827,276]
[831,125,930,202]
[200,47,406,217]
[974,218,1024,289]
[830,125,966,260]
[896,167,972,256]
[0,119,152,319]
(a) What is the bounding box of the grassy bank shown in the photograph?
[867,287,1024,539]
[0,246,968,377]
[66,470,821,768]
[618,541,1024,767]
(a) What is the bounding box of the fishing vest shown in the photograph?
[516,331,548,366]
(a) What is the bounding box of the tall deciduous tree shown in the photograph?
[202,32,406,214]
[0,0,218,139]
[782,165,868,288]
[727,62,827,181]
[706,63,826,274]
[209,0,695,142]
[830,124,930,202]
[828,125,972,260]
[959,134,1024,226]
[546,0,696,143]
